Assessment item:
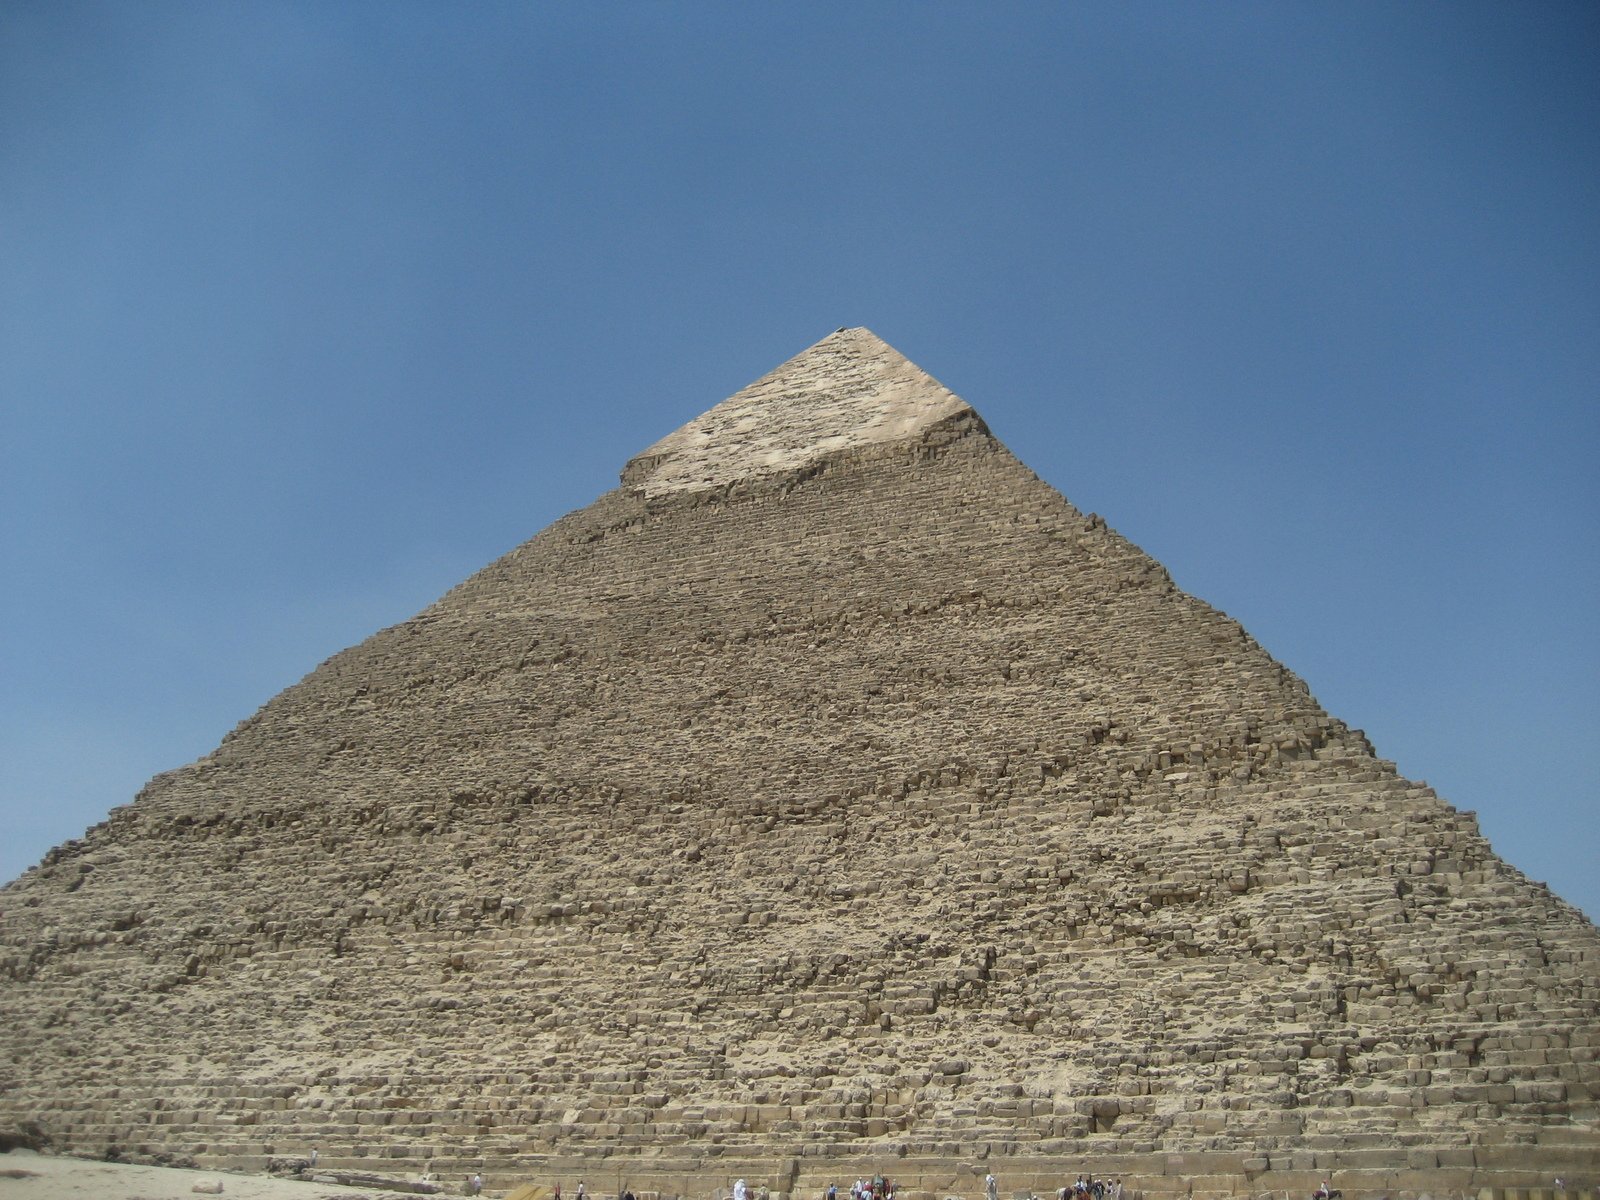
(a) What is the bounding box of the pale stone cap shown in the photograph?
[622,327,982,498]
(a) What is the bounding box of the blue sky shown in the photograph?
[3,2,1596,919]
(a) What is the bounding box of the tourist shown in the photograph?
[986,1173,998,1200]
[470,1174,483,1196]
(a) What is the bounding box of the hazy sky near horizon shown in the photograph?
[3,2,1597,920]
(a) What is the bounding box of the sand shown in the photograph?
[0,1151,457,1200]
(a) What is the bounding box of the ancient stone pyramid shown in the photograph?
[3,329,1597,1197]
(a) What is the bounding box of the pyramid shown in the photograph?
[3,329,1597,1197]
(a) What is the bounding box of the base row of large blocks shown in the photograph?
[35,1142,1597,1200]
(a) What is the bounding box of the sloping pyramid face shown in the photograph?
[3,330,1597,1193]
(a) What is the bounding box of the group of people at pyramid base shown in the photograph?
[980,1172,1125,1200]
[1054,1176,1123,1200]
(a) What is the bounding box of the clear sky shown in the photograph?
[3,2,1596,920]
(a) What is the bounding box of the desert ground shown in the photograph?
[0,1151,457,1200]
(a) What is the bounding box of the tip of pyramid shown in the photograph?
[623,327,983,497]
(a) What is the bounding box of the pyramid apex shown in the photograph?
[623,327,984,497]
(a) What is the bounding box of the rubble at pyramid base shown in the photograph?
[3,332,1596,1197]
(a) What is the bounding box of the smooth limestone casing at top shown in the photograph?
[2,330,1597,1198]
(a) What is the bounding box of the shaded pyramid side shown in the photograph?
[1,330,1596,1187]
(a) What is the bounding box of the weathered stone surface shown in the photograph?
[1,329,1597,1192]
